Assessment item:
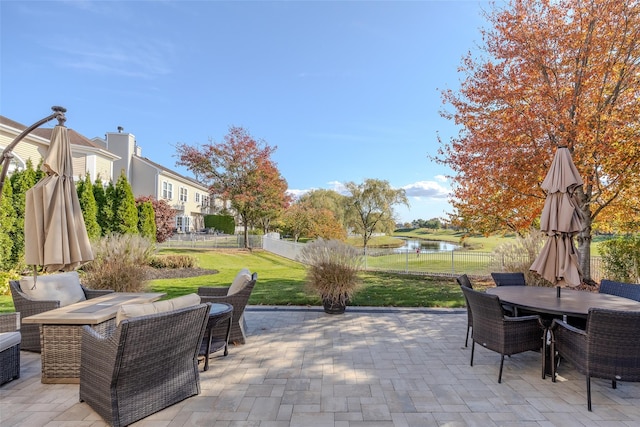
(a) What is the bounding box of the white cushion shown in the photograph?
[227,268,252,296]
[116,293,201,326]
[0,331,21,352]
[0,332,22,351]
[19,272,86,307]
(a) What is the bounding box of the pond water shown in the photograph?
[394,239,461,253]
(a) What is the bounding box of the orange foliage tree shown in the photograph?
[436,0,640,280]
[176,126,290,248]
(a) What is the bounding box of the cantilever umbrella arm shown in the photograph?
[0,106,67,201]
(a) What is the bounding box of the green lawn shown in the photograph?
[1,248,484,312]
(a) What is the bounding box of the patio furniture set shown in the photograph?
[3,268,257,427]
[459,273,640,412]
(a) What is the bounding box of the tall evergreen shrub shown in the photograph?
[137,201,157,242]
[77,173,101,240]
[112,173,138,234]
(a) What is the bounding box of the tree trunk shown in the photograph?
[576,189,595,285]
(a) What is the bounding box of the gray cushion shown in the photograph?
[0,331,21,352]
[19,271,86,307]
[116,293,201,326]
[227,268,251,296]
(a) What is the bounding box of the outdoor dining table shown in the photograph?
[486,286,640,318]
[23,292,165,383]
[486,286,640,378]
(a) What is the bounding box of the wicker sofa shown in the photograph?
[10,276,113,352]
[0,312,21,386]
[198,271,258,344]
[79,298,210,427]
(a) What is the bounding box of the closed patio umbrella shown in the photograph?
[530,146,584,287]
[24,122,93,272]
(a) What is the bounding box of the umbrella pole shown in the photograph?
[0,106,67,201]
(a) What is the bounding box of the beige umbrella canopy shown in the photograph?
[24,124,93,272]
[530,146,584,287]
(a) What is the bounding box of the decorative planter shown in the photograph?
[322,297,346,315]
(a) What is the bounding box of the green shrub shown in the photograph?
[600,236,640,283]
[82,234,155,292]
[149,254,197,269]
[204,214,235,234]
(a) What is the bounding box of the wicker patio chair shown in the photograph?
[79,302,210,427]
[550,308,640,411]
[461,286,543,383]
[490,272,526,316]
[598,279,640,302]
[0,312,21,386]
[198,272,258,344]
[456,274,473,347]
[9,280,113,352]
[491,272,526,286]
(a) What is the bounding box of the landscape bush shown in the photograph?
[490,229,552,286]
[600,235,640,283]
[149,254,197,269]
[82,234,155,292]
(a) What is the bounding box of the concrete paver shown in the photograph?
[1,306,639,426]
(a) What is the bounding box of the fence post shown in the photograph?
[451,250,455,275]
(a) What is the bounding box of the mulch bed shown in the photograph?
[143,267,219,280]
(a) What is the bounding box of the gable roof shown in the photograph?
[133,154,209,191]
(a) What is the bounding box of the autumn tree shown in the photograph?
[436,0,640,281]
[281,204,313,242]
[136,196,177,243]
[298,189,349,230]
[344,179,409,252]
[176,126,289,248]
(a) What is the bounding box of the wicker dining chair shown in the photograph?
[461,286,543,383]
[9,280,113,352]
[198,272,258,344]
[456,274,473,347]
[550,308,640,411]
[598,279,640,302]
[491,272,526,286]
[79,302,210,427]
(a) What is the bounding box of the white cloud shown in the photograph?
[402,180,450,199]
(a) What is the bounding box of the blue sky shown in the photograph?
[1,0,492,224]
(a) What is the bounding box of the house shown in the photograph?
[0,115,118,184]
[93,127,213,232]
[1,115,216,233]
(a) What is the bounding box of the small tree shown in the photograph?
[8,159,38,266]
[111,172,138,235]
[344,179,409,252]
[77,173,101,240]
[93,176,110,235]
[0,181,16,271]
[137,201,157,242]
[135,196,177,243]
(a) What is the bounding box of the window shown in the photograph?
[195,192,200,203]
[162,181,173,199]
[179,187,188,202]
[176,215,191,232]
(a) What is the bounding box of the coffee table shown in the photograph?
[23,292,164,383]
[199,302,233,371]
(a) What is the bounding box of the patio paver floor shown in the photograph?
[1,306,640,426]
